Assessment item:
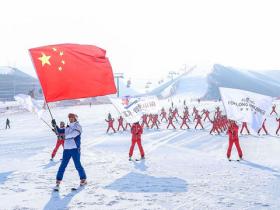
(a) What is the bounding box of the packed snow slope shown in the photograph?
[0,100,280,209]
[205,64,280,100]
[143,64,280,100]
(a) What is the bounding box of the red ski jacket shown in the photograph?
[227,123,239,141]
[131,123,143,140]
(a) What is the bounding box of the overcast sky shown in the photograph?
[0,0,280,84]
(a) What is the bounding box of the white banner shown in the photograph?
[14,94,45,119]
[110,96,160,123]
[110,97,141,123]
[138,96,160,114]
[219,87,272,131]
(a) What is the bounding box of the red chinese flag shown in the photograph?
[29,44,117,102]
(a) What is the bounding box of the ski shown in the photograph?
[129,157,145,162]
[228,159,243,162]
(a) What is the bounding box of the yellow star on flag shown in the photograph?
[38,53,51,67]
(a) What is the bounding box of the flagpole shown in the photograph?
[218,87,229,119]
[46,102,54,120]
[41,118,53,129]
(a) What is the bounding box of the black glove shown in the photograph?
[51,119,56,127]
[52,128,58,134]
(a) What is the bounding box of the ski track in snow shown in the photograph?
[0,101,280,209]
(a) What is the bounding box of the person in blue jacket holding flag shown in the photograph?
[53,113,87,190]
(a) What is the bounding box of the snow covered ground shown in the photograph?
[0,101,280,210]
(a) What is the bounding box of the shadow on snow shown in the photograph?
[105,172,188,193]
[43,187,85,210]
[133,159,148,172]
[240,160,279,173]
[0,171,14,185]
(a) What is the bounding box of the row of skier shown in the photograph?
[105,105,280,135]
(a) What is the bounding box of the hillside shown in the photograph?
[143,64,280,100]
[0,66,42,101]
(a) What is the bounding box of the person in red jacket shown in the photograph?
[258,119,268,135]
[193,109,199,122]
[172,109,179,122]
[129,122,145,160]
[227,120,243,161]
[105,117,116,133]
[160,110,168,122]
[167,115,176,129]
[160,108,168,122]
[270,104,278,116]
[180,115,190,129]
[151,115,160,129]
[276,118,280,135]
[117,116,125,131]
[203,110,211,122]
[210,118,220,135]
[51,121,65,160]
[240,122,250,135]
[141,114,149,128]
[195,115,204,129]
[183,109,190,122]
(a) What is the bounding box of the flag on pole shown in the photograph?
[29,44,117,102]
[110,97,141,123]
[110,96,160,123]
[219,87,273,131]
[14,94,45,118]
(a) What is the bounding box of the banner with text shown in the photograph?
[110,96,160,123]
[219,87,272,131]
